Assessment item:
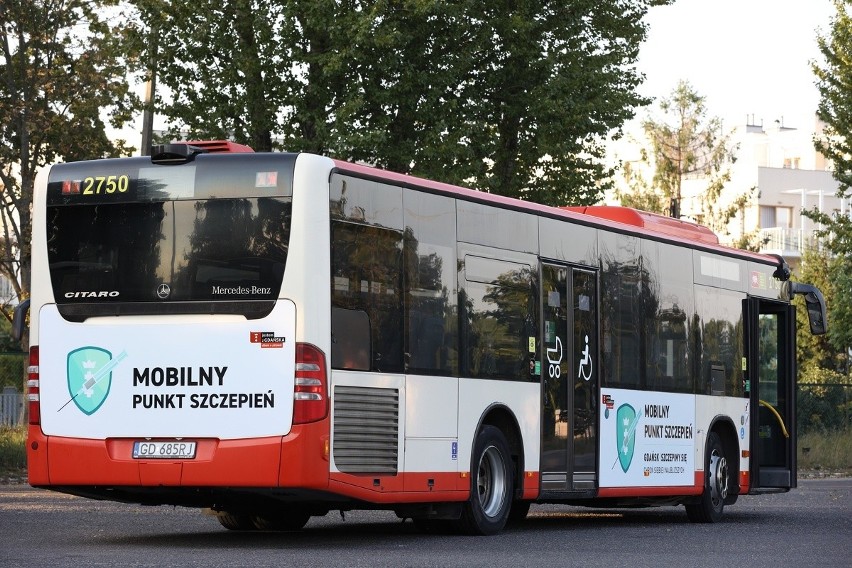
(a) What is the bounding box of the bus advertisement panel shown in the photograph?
[599,389,696,488]
[37,301,296,440]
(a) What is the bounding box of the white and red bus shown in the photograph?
[19,141,826,535]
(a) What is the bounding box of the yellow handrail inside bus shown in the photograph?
[759,400,790,438]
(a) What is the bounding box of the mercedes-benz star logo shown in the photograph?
[156,283,171,299]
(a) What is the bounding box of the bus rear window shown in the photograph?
[46,197,291,319]
[45,153,297,320]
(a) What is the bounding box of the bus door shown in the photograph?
[540,263,598,492]
[745,298,797,490]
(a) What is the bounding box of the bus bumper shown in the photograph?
[27,421,331,490]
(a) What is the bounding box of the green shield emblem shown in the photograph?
[67,347,114,415]
[616,404,638,473]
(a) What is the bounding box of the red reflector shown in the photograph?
[62,180,80,195]
[293,343,328,424]
[27,346,40,425]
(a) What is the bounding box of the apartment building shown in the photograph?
[617,116,848,271]
[732,117,846,267]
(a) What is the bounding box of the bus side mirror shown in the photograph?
[784,282,827,336]
[12,298,30,342]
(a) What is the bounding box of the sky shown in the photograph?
[633,0,836,131]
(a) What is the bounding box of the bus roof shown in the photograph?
[562,206,720,245]
[330,158,783,270]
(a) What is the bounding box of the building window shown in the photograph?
[759,206,793,228]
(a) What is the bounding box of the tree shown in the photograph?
[133,0,291,152]
[133,0,670,206]
[339,1,665,206]
[795,248,847,374]
[0,0,138,335]
[617,80,748,239]
[806,0,852,358]
[618,147,666,212]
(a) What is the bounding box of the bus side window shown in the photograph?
[407,311,445,371]
[403,242,458,376]
[331,307,371,370]
[330,221,404,373]
[460,258,536,381]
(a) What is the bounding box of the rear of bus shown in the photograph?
[26,144,335,508]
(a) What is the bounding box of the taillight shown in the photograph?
[27,346,40,425]
[293,343,328,424]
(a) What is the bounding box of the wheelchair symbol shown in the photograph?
[578,334,593,381]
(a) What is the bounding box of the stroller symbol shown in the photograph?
[546,336,563,379]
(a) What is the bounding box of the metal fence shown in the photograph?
[798,382,852,435]
[1,389,24,426]
[0,352,26,427]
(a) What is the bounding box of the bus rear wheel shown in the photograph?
[686,432,728,523]
[251,510,311,531]
[454,425,513,535]
[215,511,255,531]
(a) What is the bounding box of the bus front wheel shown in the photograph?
[686,432,728,523]
[454,425,513,535]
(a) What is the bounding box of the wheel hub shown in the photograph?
[477,445,507,518]
[708,449,728,506]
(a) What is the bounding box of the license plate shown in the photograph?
[132,441,197,459]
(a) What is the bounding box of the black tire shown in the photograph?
[686,432,729,523]
[507,500,531,524]
[251,510,311,531]
[215,511,256,531]
[412,518,453,534]
[453,425,514,535]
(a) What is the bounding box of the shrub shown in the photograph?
[0,425,26,475]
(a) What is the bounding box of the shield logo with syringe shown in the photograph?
[62,347,127,415]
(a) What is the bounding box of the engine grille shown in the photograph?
[332,386,399,474]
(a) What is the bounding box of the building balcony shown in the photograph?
[758,227,818,259]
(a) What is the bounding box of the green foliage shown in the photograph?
[133,0,666,206]
[825,255,852,359]
[0,354,25,391]
[795,248,848,373]
[0,426,26,476]
[812,0,852,207]
[619,148,667,213]
[798,376,851,435]
[131,0,289,151]
[0,0,141,344]
[0,317,21,353]
[806,1,852,357]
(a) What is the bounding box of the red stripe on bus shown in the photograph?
[522,471,540,499]
[597,485,704,498]
[328,472,468,503]
[26,426,49,485]
[28,421,333,488]
[597,472,704,498]
[740,470,750,495]
[32,434,286,486]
